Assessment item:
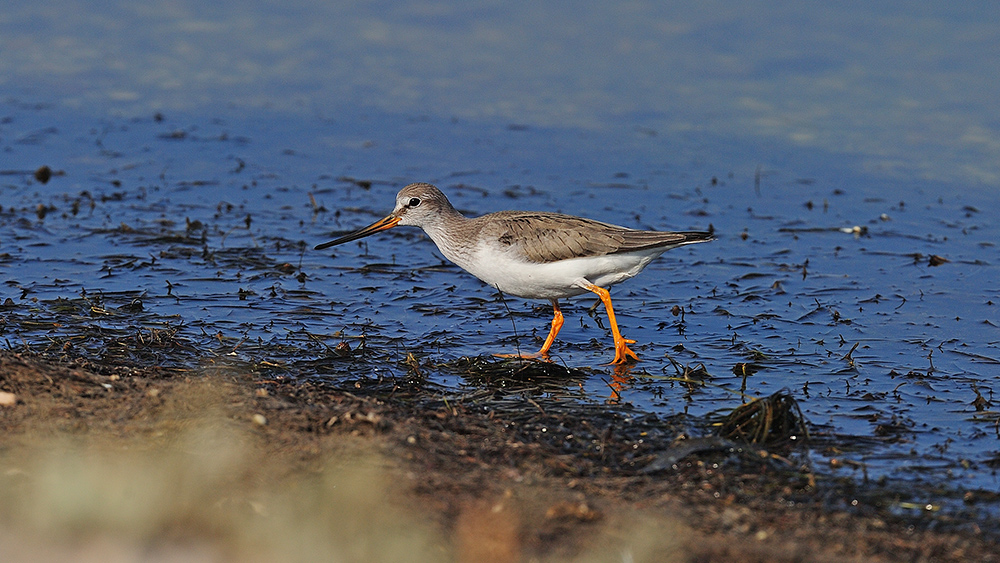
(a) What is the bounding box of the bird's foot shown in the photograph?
[609,337,639,365]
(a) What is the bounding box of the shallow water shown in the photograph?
[2,0,999,521]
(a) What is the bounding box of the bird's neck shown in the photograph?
[421,209,477,264]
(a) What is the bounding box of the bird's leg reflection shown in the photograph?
[607,362,637,403]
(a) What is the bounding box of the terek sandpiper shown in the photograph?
[316,183,713,364]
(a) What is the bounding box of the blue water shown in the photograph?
[2,0,999,518]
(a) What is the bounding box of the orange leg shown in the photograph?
[580,282,639,364]
[496,299,564,360]
[534,300,564,356]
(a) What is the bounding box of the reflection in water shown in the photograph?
[608,363,637,404]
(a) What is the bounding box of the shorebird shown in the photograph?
[316,183,713,364]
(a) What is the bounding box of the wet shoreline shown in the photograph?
[1,349,997,560]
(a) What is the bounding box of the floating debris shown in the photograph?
[732,362,761,377]
[716,391,809,446]
[777,225,869,237]
[34,165,52,184]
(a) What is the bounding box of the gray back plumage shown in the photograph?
[473,211,713,263]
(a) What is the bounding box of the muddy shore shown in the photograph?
[0,350,995,562]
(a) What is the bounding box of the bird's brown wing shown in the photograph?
[478,211,709,264]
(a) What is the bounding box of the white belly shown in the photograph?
[454,245,664,300]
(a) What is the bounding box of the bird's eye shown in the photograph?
[408,197,421,208]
